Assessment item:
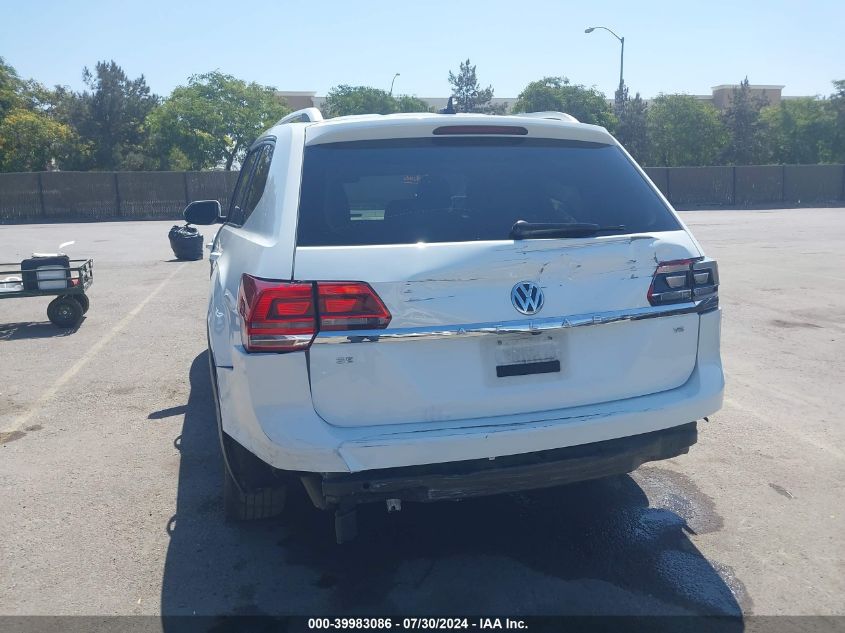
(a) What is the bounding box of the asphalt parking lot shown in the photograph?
[0,209,843,619]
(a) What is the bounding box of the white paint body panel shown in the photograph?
[206,113,724,473]
[295,232,703,427]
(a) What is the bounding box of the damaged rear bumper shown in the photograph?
[301,421,697,508]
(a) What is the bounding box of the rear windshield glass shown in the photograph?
[296,138,679,246]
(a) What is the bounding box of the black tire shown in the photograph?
[71,293,90,314]
[47,296,83,328]
[221,433,287,521]
[223,455,287,521]
[207,341,287,521]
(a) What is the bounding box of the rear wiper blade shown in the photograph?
[510,220,626,239]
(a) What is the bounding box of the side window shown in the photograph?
[241,143,274,224]
[227,149,260,226]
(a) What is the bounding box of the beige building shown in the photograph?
[276,91,319,111]
[704,84,785,109]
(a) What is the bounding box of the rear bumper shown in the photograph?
[216,309,723,473]
[303,422,697,507]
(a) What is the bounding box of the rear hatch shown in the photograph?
[294,126,702,427]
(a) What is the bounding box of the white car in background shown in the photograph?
[186,107,723,543]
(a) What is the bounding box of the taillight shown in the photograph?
[237,276,391,353]
[648,258,719,308]
[238,276,316,352]
[317,282,392,330]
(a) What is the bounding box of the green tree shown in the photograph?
[512,77,615,128]
[646,95,727,166]
[613,83,626,121]
[65,61,159,170]
[0,57,23,119]
[721,78,769,164]
[0,58,85,172]
[395,94,432,113]
[758,97,837,164]
[322,85,397,117]
[0,108,78,171]
[147,71,289,170]
[320,86,432,117]
[614,86,649,163]
[448,59,504,113]
[513,77,570,114]
[20,81,75,120]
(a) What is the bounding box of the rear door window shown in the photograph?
[227,149,260,226]
[296,138,679,246]
[240,143,274,224]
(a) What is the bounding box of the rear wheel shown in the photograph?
[207,341,288,521]
[47,296,83,328]
[221,433,287,521]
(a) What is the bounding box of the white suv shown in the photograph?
[185,108,723,543]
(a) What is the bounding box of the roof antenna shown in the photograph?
[439,96,456,114]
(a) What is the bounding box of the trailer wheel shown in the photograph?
[71,293,90,314]
[47,296,83,328]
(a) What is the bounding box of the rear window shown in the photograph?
[296,138,679,246]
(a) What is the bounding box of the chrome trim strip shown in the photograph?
[313,300,712,345]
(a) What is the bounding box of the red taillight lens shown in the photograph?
[647,258,719,308]
[317,282,392,330]
[238,275,316,352]
[237,276,391,352]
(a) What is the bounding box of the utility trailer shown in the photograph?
[0,258,94,328]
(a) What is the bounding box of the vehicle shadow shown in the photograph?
[160,351,745,625]
[0,321,79,340]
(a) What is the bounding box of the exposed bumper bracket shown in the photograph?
[306,422,698,507]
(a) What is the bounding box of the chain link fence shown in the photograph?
[1,166,843,224]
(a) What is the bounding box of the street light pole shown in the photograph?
[619,36,624,94]
[389,73,400,96]
[585,26,625,95]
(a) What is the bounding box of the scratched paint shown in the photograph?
[294,230,700,328]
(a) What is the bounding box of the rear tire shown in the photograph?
[223,459,287,521]
[208,342,288,522]
[47,296,83,328]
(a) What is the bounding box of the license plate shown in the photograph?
[494,335,560,368]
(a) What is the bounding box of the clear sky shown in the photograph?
[2,0,843,100]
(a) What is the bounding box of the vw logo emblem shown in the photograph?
[511,281,544,315]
